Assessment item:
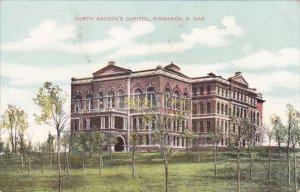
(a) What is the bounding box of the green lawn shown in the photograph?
[0,151,299,192]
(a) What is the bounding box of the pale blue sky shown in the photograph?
[0,1,299,142]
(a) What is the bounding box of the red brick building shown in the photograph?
[70,61,264,151]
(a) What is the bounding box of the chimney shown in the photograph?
[235,71,242,76]
[108,61,115,66]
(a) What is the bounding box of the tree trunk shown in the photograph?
[197,145,200,163]
[249,152,252,180]
[99,153,102,176]
[132,145,136,179]
[14,128,17,154]
[82,160,85,171]
[268,145,271,182]
[57,132,62,192]
[10,126,15,154]
[109,140,112,160]
[287,143,291,185]
[66,151,69,176]
[28,155,31,176]
[49,152,51,167]
[237,144,240,192]
[163,150,168,192]
[42,162,44,173]
[294,153,297,192]
[214,143,217,179]
[21,155,24,174]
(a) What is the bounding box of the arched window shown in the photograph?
[206,102,211,113]
[182,93,188,111]
[236,107,240,117]
[257,113,260,126]
[107,91,115,108]
[225,104,228,115]
[173,91,179,110]
[164,88,171,108]
[118,90,124,109]
[221,103,224,114]
[217,103,220,114]
[134,88,143,108]
[74,95,82,113]
[98,92,104,109]
[86,94,93,111]
[244,109,247,119]
[146,87,156,107]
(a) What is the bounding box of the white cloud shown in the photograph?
[242,71,300,93]
[108,16,243,58]
[181,16,243,47]
[1,20,76,51]
[232,48,300,69]
[1,20,155,54]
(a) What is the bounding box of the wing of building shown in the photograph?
[70,61,265,152]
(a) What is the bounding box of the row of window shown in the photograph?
[217,87,257,106]
[132,116,187,132]
[71,116,125,131]
[73,87,191,112]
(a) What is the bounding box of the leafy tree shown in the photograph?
[33,82,69,192]
[46,132,55,167]
[106,133,117,161]
[0,105,28,154]
[91,131,106,175]
[182,129,194,157]
[70,132,86,170]
[285,104,299,185]
[270,114,286,154]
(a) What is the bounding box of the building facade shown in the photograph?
[70,61,264,151]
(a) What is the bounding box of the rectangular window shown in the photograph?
[139,117,143,130]
[133,118,137,130]
[207,121,211,132]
